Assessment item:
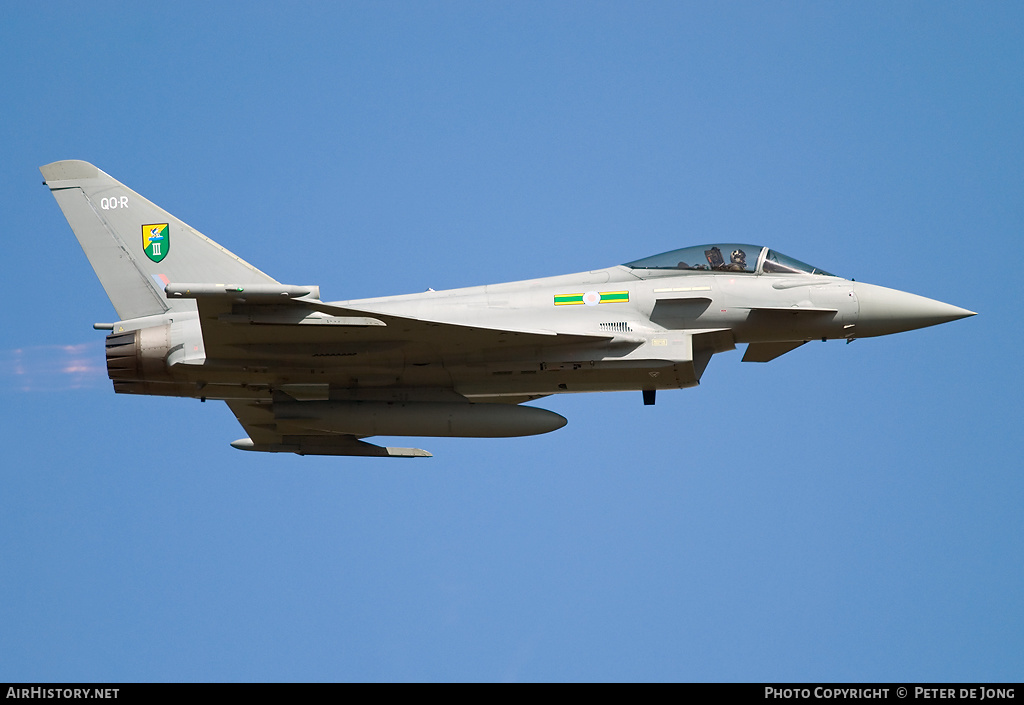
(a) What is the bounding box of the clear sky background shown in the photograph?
[1,2,1020,682]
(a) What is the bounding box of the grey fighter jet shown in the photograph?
[41,160,975,457]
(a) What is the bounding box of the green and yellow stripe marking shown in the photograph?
[553,290,630,306]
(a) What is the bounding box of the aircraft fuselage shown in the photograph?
[42,160,974,456]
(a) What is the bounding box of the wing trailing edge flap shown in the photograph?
[225,400,431,458]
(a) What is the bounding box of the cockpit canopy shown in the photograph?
[624,244,835,277]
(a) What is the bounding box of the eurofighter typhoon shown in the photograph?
[41,160,975,457]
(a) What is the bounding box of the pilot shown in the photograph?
[724,248,747,272]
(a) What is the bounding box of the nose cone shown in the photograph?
[854,282,976,338]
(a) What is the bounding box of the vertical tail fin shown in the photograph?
[40,160,278,321]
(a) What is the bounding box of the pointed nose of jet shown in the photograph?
[854,282,976,338]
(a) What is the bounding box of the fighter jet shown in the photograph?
[41,160,975,457]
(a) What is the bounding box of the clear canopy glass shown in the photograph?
[761,249,834,276]
[624,244,835,277]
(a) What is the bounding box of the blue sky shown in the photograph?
[1,2,1020,682]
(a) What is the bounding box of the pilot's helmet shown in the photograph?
[731,249,746,264]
